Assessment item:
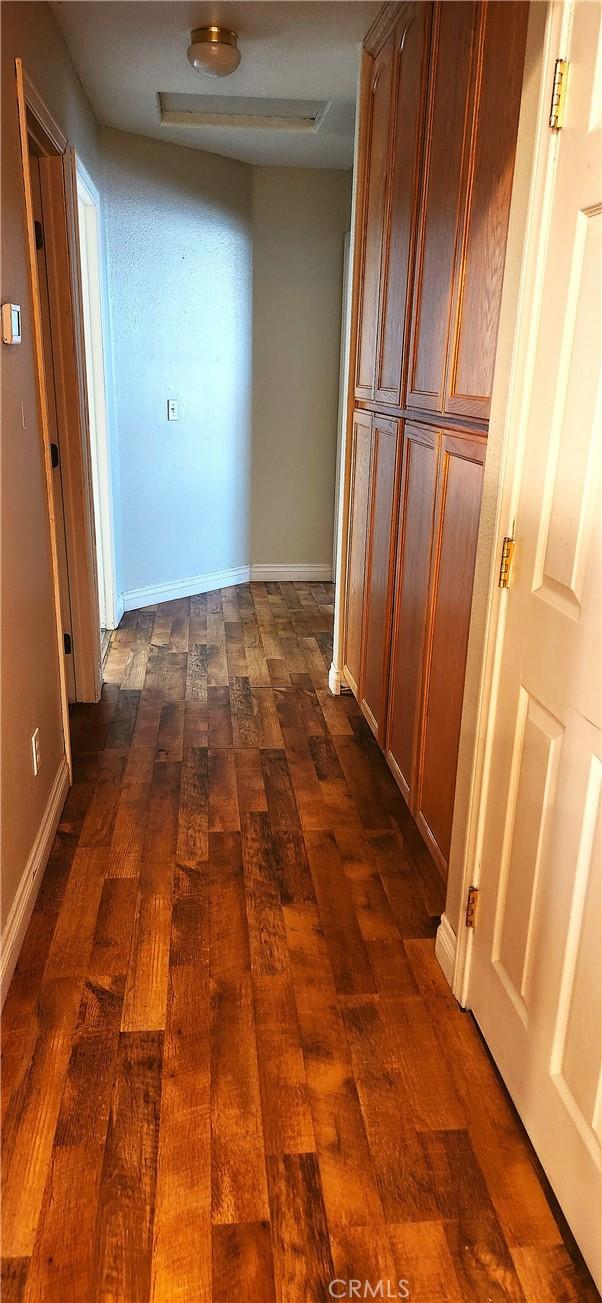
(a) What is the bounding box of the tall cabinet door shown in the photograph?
[386,424,439,800]
[343,410,373,695]
[354,33,395,400]
[360,415,401,740]
[375,2,431,407]
[406,0,528,420]
[415,431,485,870]
[405,1,477,415]
[443,0,529,421]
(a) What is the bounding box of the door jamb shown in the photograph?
[15,59,102,717]
[75,157,119,631]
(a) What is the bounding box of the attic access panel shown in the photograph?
[158,92,331,132]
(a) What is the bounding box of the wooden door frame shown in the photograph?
[436,0,560,999]
[15,59,102,729]
[75,157,119,632]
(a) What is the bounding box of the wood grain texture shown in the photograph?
[406,0,477,414]
[386,424,438,801]
[343,410,373,693]
[354,31,395,399]
[444,0,529,420]
[1,583,591,1299]
[360,415,401,740]
[343,0,528,891]
[375,3,431,407]
[415,431,485,869]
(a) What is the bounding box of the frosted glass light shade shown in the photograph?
[187,27,241,78]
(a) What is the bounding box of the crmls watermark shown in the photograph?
[328,1283,410,1300]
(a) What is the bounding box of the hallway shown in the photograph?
[1,583,594,1301]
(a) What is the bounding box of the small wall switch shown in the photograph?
[31,727,40,776]
[167,399,179,421]
[2,303,22,345]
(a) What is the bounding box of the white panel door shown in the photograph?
[467,0,602,1286]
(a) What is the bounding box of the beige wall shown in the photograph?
[0,2,101,930]
[251,167,351,567]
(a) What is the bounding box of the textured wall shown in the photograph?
[102,128,253,596]
[103,135,351,595]
[0,2,101,931]
[251,167,351,567]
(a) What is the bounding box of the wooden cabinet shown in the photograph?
[343,410,373,694]
[415,432,485,867]
[343,411,401,739]
[407,0,529,421]
[360,414,401,739]
[386,428,485,870]
[374,3,431,407]
[344,0,528,877]
[354,35,394,400]
[405,2,475,416]
[355,2,431,405]
[386,424,438,800]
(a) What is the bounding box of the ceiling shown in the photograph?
[52,2,380,168]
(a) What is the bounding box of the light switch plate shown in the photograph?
[167,398,179,421]
[2,303,21,345]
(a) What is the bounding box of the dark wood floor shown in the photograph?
[1,583,595,1302]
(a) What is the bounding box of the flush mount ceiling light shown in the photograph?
[187,27,241,78]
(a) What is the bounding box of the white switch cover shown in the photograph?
[2,303,21,345]
[31,727,40,776]
[167,399,179,421]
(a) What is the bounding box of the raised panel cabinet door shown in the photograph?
[406,1,477,415]
[343,410,373,695]
[415,431,485,873]
[444,1,529,421]
[385,423,439,801]
[374,2,432,407]
[354,33,395,401]
[360,415,401,739]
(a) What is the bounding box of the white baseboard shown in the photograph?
[122,564,333,612]
[435,912,457,989]
[1,755,70,1008]
[110,591,125,629]
[328,662,342,694]
[122,566,251,612]
[250,564,333,582]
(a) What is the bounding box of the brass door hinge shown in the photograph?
[498,535,515,589]
[465,885,479,929]
[549,58,568,130]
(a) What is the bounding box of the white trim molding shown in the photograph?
[112,591,125,629]
[123,566,251,611]
[122,564,333,612]
[435,912,457,989]
[1,756,70,1007]
[328,662,343,695]
[250,564,332,583]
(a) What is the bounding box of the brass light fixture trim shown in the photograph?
[187,26,242,77]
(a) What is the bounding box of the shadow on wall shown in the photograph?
[102,128,351,605]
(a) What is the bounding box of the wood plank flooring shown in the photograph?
[1,582,595,1301]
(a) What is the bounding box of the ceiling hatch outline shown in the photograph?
[157,91,332,132]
